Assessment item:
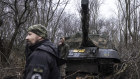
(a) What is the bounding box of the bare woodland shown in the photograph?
[0,0,140,79]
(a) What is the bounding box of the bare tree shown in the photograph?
[114,0,140,79]
[89,0,103,34]
[117,0,140,47]
[0,0,33,64]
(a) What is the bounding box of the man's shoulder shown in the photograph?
[65,43,69,46]
[31,46,57,61]
[64,43,69,47]
[37,40,56,51]
[36,42,59,58]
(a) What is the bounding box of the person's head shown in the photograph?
[59,37,65,44]
[26,24,47,46]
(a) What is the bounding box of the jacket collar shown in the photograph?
[29,39,49,52]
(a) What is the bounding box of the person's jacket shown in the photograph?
[58,43,69,59]
[24,39,61,79]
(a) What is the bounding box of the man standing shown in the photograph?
[24,24,61,79]
[58,37,69,79]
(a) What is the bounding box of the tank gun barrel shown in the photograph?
[81,0,96,47]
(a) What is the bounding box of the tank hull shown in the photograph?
[66,47,120,78]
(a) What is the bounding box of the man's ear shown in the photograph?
[38,36,43,40]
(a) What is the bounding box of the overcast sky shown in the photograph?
[65,0,118,19]
[100,0,118,19]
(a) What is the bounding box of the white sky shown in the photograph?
[99,0,118,19]
[65,0,79,15]
[65,0,118,19]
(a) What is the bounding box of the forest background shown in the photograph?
[0,0,140,79]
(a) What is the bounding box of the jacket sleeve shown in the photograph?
[25,50,55,79]
[66,44,69,57]
[64,44,69,59]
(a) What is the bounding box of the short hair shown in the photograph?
[60,37,65,41]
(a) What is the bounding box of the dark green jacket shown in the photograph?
[58,43,69,59]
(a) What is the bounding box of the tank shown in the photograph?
[65,0,121,79]
[65,34,121,79]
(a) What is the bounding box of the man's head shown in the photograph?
[26,24,47,46]
[59,37,65,44]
